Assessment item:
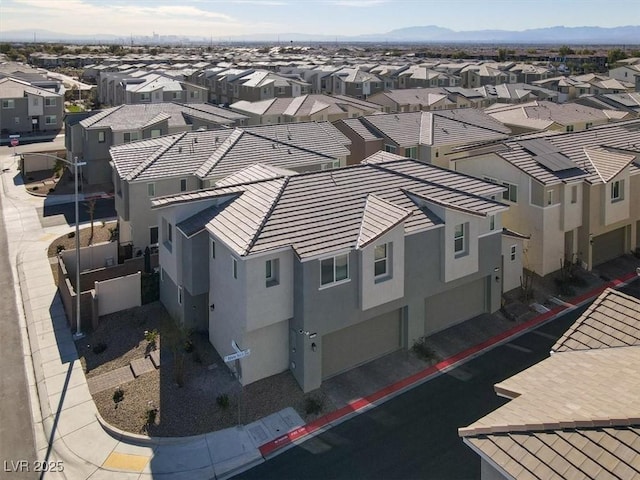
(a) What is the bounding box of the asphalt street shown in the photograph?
[235,303,597,480]
[0,191,38,480]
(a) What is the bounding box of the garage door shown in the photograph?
[425,277,486,335]
[592,227,626,266]
[322,309,401,379]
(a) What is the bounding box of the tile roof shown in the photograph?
[230,94,380,118]
[110,122,348,182]
[485,100,610,130]
[153,155,506,259]
[215,164,297,187]
[460,285,640,480]
[79,102,245,130]
[355,110,510,148]
[552,288,640,353]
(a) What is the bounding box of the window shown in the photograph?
[45,97,56,107]
[210,239,215,259]
[374,243,389,278]
[489,215,495,231]
[147,183,155,197]
[265,258,280,287]
[404,146,418,159]
[172,91,182,100]
[454,224,466,254]
[384,144,397,154]
[150,226,158,245]
[502,182,518,203]
[510,245,517,262]
[320,253,349,287]
[611,180,624,202]
[571,185,578,204]
[232,258,238,279]
[98,131,105,143]
[160,268,164,282]
[124,132,140,143]
[547,190,553,205]
[140,92,151,102]
[180,178,187,192]
[151,129,161,138]
[45,115,57,125]
[585,122,593,129]
[162,218,172,250]
[2,99,14,109]
[178,285,183,305]
[566,125,574,132]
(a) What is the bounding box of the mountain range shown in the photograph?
[1,25,639,45]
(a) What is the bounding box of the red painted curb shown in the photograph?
[258,272,639,457]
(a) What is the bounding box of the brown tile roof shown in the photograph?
[552,288,640,353]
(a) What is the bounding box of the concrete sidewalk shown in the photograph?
[3,151,640,479]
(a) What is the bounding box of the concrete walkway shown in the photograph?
[2,149,639,479]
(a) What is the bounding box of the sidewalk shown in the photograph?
[3,151,640,479]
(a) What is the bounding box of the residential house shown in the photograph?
[453,121,640,276]
[575,92,640,115]
[150,153,510,391]
[532,74,636,103]
[367,88,457,113]
[229,94,381,125]
[394,65,461,89]
[65,102,247,185]
[331,67,384,99]
[334,109,511,167]
[507,63,552,84]
[474,83,559,105]
[109,121,351,254]
[484,100,625,135]
[0,76,64,136]
[97,70,207,107]
[460,64,517,89]
[459,287,640,480]
[608,63,640,85]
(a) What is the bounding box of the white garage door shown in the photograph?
[322,309,401,380]
[425,277,487,335]
[592,227,626,267]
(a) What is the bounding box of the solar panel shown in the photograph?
[520,138,580,172]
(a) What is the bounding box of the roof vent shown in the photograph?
[194,137,198,143]
[288,149,291,154]
[178,146,182,153]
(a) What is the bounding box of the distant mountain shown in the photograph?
[1,25,639,45]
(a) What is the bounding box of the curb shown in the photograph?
[258,271,640,458]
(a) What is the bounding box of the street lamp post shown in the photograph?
[72,156,86,339]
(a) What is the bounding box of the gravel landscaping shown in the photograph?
[76,302,334,437]
[47,221,117,258]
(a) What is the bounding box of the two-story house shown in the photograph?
[453,121,640,275]
[334,109,511,167]
[109,121,351,255]
[0,77,64,136]
[150,154,511,392]
[229,93,381,125]
[65,102,247,186]
[368,88,457,114]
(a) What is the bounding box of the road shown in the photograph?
[235,298,626,480]
[0,191,38,480]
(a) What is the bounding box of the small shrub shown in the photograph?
[216,394,230,409]
[144,329,159,348]
[92,342,107,354]
[67,231,75,239]
[411,337,438,362]
[32,186,39,191]
[49,188,55,193]
[56,244,65,254]
[304,396,323,415]
[112,387,124,407]
[145,406,158,425]
[183,339,194,353]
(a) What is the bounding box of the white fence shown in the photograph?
[61,241,117,275]
[94,272,141,317]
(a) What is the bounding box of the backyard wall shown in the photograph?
[95,272,141,316]
[62,241,118,274]
[21,150,66,175]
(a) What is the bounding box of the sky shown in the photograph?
[0,0,639,39]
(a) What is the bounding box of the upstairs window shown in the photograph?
[320,253,349,287]
[2,99,14,109]
[384,144,397,154]
[147,183,155,197]
[571,185,578,204]
[180,178,187,192]
[454,223,466,255]
[232,258,238,279]
[611,180,624,202]
[510,245,517,261]
[124,132,140,143]
[266,259,280,287]
[502,182,518,203]
[374,243,389,278]
[45,115,57,125]
[45,97,56,107]
[98,131,106,143]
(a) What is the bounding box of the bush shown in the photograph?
[67,231,75,239]
[31,186,39,191]
[145,406,158,425]
[144,329,159,348]
[183,339,194,353]
[92,342,107,354]
[411,337,438,362]
[56,244,65,254]
[49,188,55,193]
[112,387,124,407]
[216,394,230,409]
[304,396,323,415]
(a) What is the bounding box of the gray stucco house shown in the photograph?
[151,152,511,392]
[109,121,351,256]
[65,102,248,186]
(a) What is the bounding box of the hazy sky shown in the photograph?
[1,0,638,38]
